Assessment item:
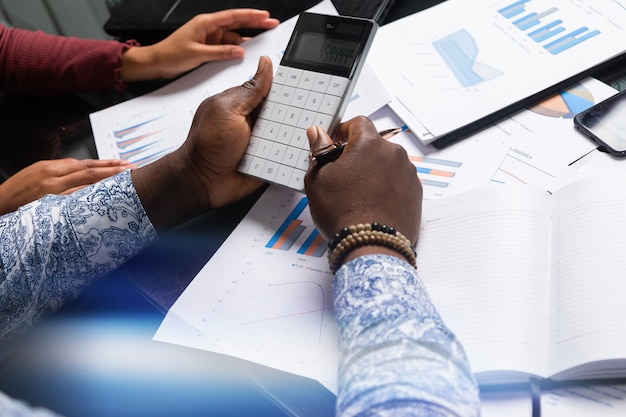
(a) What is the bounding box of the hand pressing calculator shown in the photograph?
[237,12,378,192]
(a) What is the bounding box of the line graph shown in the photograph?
[258,280,329,343]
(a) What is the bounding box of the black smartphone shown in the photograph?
[574,89,626,157]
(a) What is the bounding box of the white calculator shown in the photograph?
[238,12,378,192]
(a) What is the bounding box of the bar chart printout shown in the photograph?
[96,106,195,167]
[498,0,600,54]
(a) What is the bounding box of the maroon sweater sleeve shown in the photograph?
[0,25,138,95]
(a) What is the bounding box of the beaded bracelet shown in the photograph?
[327,223,417,273]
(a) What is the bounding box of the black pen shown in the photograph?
[313,126,407,167]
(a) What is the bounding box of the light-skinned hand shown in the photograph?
[0,158,134,215]
[120,9,280,81]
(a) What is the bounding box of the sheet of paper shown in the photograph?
[369,0,626,144]
[89,0,390,166]
[368,105,511,200]
[547,173,626,377]
[485,77,619,191]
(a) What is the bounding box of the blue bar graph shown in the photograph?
[498,0,601,54]
[544,28,601,55]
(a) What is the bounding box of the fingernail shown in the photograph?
[232,48,245,58]
[307,125,318,142]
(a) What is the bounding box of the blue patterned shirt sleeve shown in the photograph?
[334,254,480,417]
[0,170,158,343]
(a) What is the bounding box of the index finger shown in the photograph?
[197,9,280,30]
[334,116,381,146]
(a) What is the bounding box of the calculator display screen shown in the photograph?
[281,13,375,78]
[291,33,359,69]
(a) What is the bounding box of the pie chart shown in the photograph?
[529,83,594,118]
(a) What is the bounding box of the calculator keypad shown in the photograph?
[239,65,349,192]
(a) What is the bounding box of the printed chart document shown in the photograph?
[369,0,626,147]
[155,172,626,391]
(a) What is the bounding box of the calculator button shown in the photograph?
[256,138,273,159]
[283,146,300,167]
[284,107,303,127]
[295,149,310,171]
[327,76,349,97]
[312,73,331,93]
[260,160,280,182]
[269,142,288,163]
[289,128,308,149]
[246,135,262,154]
[291,88,310,108]
[248,156,266,177]
[238,153,253,172]
[313,113,335,131]
[258,101,274,120]
[274,165,295,187]
[276,125,295,144]
[274,66,289,84]
[262,121,281,141]
[298,70,316,90]
[288,169,305,191]
[319,94,342,115]
[297,110,316,129]
[277,85,296,105]
[270,103,289,123]
[267,83,282,102]
[252,118,269,137]
[285,68,303,87]
[304,91,324,112]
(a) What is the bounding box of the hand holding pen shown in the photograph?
[304,116,422,245]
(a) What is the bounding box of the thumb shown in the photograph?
[235,55,273,116]
[306,126,335,155]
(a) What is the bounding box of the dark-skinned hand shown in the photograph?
[131,56,272,230]
[304,117,422,265]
